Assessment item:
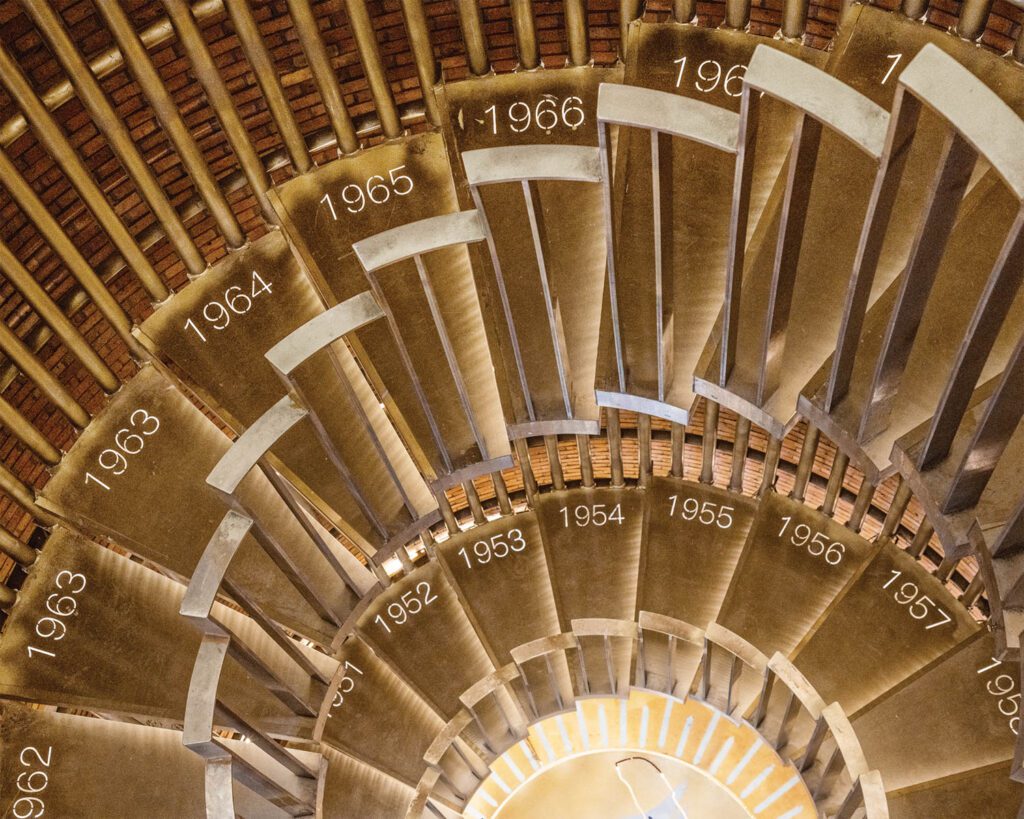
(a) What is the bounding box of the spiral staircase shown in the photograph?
[0,0,1022,816]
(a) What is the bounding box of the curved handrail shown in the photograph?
[353,210,487,271]
[462,144,602,185]
[744,44,889,159]
[206,397,308,496]
[597,83,740,152]
[899,44,1024,201]
[265,291,385,378]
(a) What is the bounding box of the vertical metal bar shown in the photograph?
[544,654,565,710]
[667,635,677,695]
[576,642,592,695]
[493,472,514,514]
[730,416,750,492]
[918,211,1024,469]
[0,320,88,428]
[790,425,819,503]
[757,115,823,405]
[726,655,742,714]
[283,377,391,538]
[821,451,849,517]
[992,499,1024,557]
[511,0,540,70]
[907,520,933,558]
[604,635,617,695]
[827,78,923,411]
[522,181,573,418]
[23,0,205,275]
[598,120,626,392]
[287,0,359,154]
[364,270,453,472]
[247,521,343,626]
[344,0,402,139]
[222,0,312,173]
[0,43,169,302]
[724,0,751,30]
[721,90,761,386]
[457,0,491,76]
[1015,24,1024,64]
[671,422,685,479]
[750,667,773,728]
[812,748,843,801]
[781,0,808,39]
[960,573,984,607]
[564,0,591,66]
[673,0,697,22]
[858,130,977,441]
[0,241,117,391]
[398,0,440,125]
[162,0,278,224]
[545,436,565,490]
[436,489,460,534]
[471,186,536,421]
[514,438,539,506]
[699,640,711,700]
[650,129,668,402]
[757,434,782,497]
[636,629,648,688]
[900,0,929,19]
[607,409,625,486]
[796,716,829,772]
[700,401,718,485]
[934,555,956,582]
[414,255,488,456]
[465,481,487,525]
[846,479,875,533]
[955,0,994,40]
[879,477,911,540]
[96,0,245,249]
[775,692,800,749]
[943,333,1024,513]
[638,414,652,487]
[577,435,595,488]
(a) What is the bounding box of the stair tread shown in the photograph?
[435,512,561,663]
[715,492,877,657]
[0,703,208,817]
[535,486,643,627]
[356,561,494,716]
[792,540,980,714]
[853,630,1018,790]
[38,364,352,645]
[638,478,759,628]
[320,637,442,786]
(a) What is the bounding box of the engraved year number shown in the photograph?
[84,409,160,491]
[373,581,437,634]
[26,570,87,660]
[12,744,52,819]
[184,271,273,343]
[673,56,746,97]
[778,516,845,565]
